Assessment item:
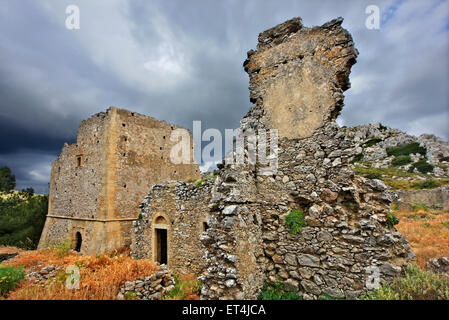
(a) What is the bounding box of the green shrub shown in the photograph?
[441,221,449,228]
[391,155,412,167]
[0,192,48,249]
[362,138,382,148]
[350,153,364,164]
[258,281,302,300]
[0,265,26,296]
[411,179,440,190]
[411,160,434,174]
[439,156,449,162]
[285,209,306,235]
[386,212,399,228]
[360,264,449,300]
[386,143,426,157]
[379,123,388,131]
[365,172,383,180]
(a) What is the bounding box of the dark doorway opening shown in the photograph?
[75,232,82,252]
[156,229,167,264]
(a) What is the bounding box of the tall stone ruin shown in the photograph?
[199,17,414,300]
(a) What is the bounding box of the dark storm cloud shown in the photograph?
[0,0,447,192]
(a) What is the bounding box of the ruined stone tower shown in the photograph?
[198,17,414,299]
[38,107,200,255]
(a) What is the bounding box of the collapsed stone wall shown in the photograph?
[130,180,213,275]
[200,17,414,300]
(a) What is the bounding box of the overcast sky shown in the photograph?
[0,0,448,194]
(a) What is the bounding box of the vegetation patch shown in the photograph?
[411,179,442,190]
[350,153,364,164]
[166,273,201,300]
[360,264,449,300]
[386,143,426,157]
[410,160,434,174]
[0,265,25,296]
[258,281,302,300]
[0,191,48,250]
[391,155,412,167]
[285,209,306,235]
[362,138,382,148]
[440,156,449,162]
[386,212,399,228]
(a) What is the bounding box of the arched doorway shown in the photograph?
[75,232,82,252]
[153,215,168,265]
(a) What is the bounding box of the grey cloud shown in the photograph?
[0,0,447,192]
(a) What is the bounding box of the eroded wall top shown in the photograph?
[243,17,358,139]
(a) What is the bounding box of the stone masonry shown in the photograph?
[199,17,415,300]
[38,107,201,255]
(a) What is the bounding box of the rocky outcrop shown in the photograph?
[26,265,61,284]
[117,265,175,300]
[199,17,414,300]
[426,257,449,277]
[342,123,449,176]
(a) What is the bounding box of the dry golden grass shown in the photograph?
[2,247,158,300]
[395,207,449,269]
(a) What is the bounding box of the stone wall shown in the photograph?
[39,107,201,255]
[130,179,213,276]
[199,17,414,300]
[397,187,449,210]
[117,265,175,300]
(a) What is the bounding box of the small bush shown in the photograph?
[360,264,449,300]
[285,209,306,235]
[362,138,382,148]
[0,265,26,296]
[439,156,449,162]
[411,179,440,190]
[411,160,434,174]
[386,143,426,157]
[258,281,302,300]
[386,212,399,228]
[350,153,364,164]
[391,155,412,167]
[365,172,383,180]
[166,274,202,300]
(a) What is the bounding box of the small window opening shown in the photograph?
[202,222,209,232]
[122,123,126,127]
[75,232,82,252]
[76,156,82,167]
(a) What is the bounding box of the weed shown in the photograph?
[360,264,449,300]
[285,209,306,235]
[0,265,25,296]
[386,212,399,228]
[258,281,302,300]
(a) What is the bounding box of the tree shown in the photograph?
[0,166,16,192]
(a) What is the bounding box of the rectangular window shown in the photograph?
[76,155,83,167]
